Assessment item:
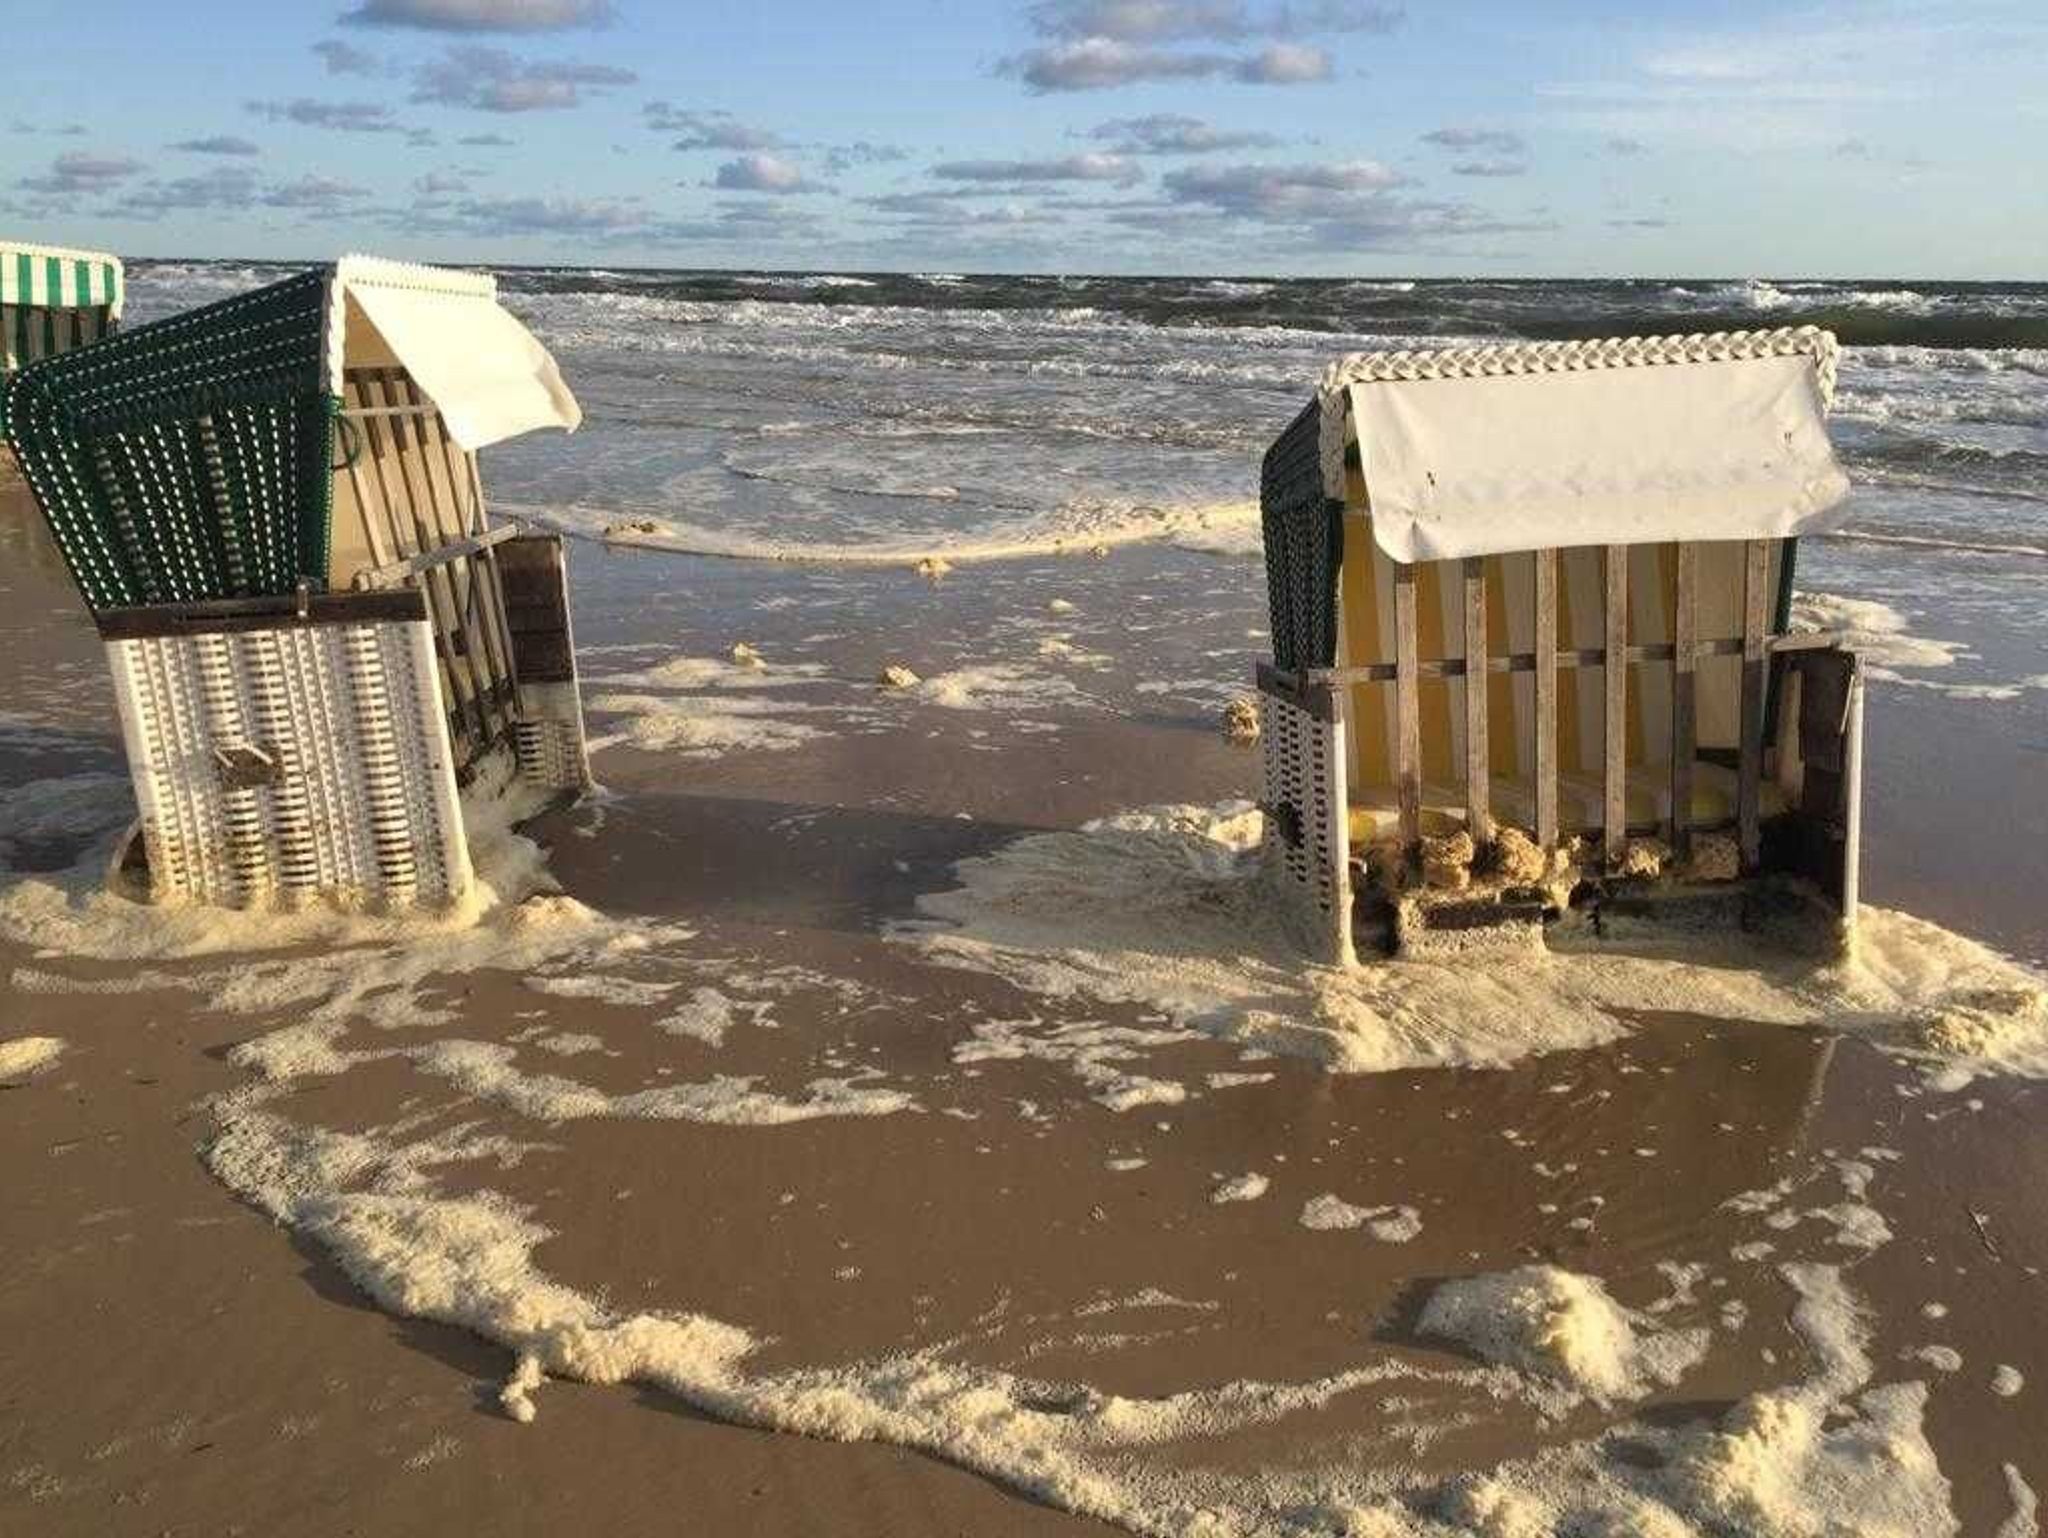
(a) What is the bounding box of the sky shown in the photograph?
[4,0,2043,277]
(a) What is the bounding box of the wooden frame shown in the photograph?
[337,366,525,787]
[1287,535,1818,864]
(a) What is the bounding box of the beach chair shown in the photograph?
[1256,327,1864,963]
[2,254,592,911]
[0,240,123,461]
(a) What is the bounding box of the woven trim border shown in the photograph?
[335,253,497,301]
[1315,325,1841,495]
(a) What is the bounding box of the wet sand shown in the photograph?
[2,477,2045,1536]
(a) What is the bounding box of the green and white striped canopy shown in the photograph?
[0,241,123,317]
[1,241,123,435]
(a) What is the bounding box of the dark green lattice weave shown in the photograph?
[2,270,337,613]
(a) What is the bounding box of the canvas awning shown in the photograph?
[0,241,123,317]
[1344,348,1850,563]
[334,255,579,452]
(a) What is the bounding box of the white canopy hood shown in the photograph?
[1327,331,1850,564]
[329,254,581,452]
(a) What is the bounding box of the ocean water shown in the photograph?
[121,263,2048,702]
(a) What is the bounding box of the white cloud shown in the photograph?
[18,152,145,196]
[261,174,370,210]
[1004,38,1227,90]
[411,46,634,111]
[443,193,644,232]
[645,103,785,151]
[932,152,1142,187]
[1028,0,1399,43]
[341,0,613,30]
[1423,126,1524,155]
[1233,42,1331,82]
[1004,0,1391,90]
[708,153,815,193]
[822,141,909,173]
[313,38,380,74]
[247,98,401,133]
[1089,112,1279,153]
[1164,157,1402,212]
[1156,156,1541,251]
[169,135,263,156]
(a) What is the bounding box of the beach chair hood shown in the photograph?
[331,255,580,451]
[0,239,124,435]
[4,252,578,612]
[1317,328,1849,564]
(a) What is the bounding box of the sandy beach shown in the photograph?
[5,397,2047,1536]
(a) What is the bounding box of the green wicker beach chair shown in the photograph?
[0,240,123,441]
[4,254,592,912]
[1256,327,1866,963]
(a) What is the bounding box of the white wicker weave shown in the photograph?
[107,615,471,908]
[513,682,591,792]
[1258,686,1354,967]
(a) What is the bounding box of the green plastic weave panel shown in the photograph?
[1260,400,1342,672]
[2,271,335,612]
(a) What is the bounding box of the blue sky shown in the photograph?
[5,0,2042,276]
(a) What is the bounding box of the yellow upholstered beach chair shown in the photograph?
[1256,328,1865,963]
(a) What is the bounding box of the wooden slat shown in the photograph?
[404,398,517,738]
[1533,548,1558,849]
[1737,538,1770,870]
[451,439,526,720]
[1669,542,1697,857]
[1462,556,1490,842]
[363,370,493,760]
[339,378,396,574]
[1394,561,1421,853]
[1603,544,1628,869]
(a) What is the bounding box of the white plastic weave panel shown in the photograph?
[1259,690,1347,960]
[1314,326,1841,497]
[106,617,471,908]
[512,681,590,792]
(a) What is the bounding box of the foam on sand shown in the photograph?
[1300,1194,1423,1241]
[199,1072,1960,1537]
[0,772,611,972]
[526,496,1260,569]
[585,689,831,758]
[1417,1265,1708,1406]
[913,663,1094,714]
[894,801,2048,1087]
[1790,590,1964,675]
[1210,1173,1269,1204]
[952,1016,1194,1112]
[1999,1465,2039,1538]
[0,1034,65,1080]
[582,651,880,759]
[408,1039,913,1126]
[1788,590,2044,700]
